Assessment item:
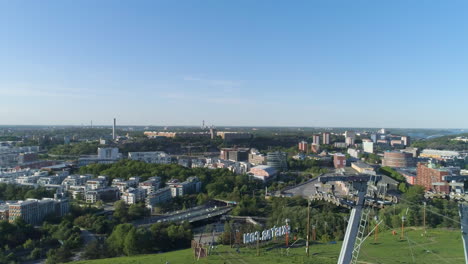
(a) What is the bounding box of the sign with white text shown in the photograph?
[243,225,290,244]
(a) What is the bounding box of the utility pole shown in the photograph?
[256,231,260,256]
[306,199,311,257]
[374,223,378,243]
[312,224,316,241]
[423,202,427,235]
[401,216,406,240]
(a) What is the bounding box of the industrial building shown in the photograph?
[381,151,416,168]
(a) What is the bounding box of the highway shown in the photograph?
[134,205,232,226]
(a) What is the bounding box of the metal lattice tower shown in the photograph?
[318,174,382,264]
[351,206,370,264]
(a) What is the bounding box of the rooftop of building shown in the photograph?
[249,165,277,175]
[351,161,373,169]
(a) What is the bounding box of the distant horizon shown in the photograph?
[0,124,467,130]
[1,1,468,127]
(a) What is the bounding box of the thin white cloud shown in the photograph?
[183,76,241,88]
[160,91,248,105]
[0,87,83,98]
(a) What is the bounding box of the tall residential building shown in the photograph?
[298,141,308,152]
[401,136,410,146]
[345,137,355,146]
[322,132,330,145]
[267,151,288,171]
[312,135,321,145]
[363,141,374,153]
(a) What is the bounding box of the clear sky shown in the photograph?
[1,0,467,128]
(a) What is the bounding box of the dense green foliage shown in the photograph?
[0,183,55,201]
[83,222,192,260]
[49,141,99,156]
[0,136,20,141]
[267,197,347,242]
[412,133,468,151]
[379,166,406,183]
[113,201,149,223]
[74,214,115,235]
[0,218,82,264]
[79,160,262,200]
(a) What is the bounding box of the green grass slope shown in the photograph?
[74,228,464,264]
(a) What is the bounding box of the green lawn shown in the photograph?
[74,228,465,264]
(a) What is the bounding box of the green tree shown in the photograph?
[30,248,42,260]
[106,224,133,255]
[123,227,139,256]
[113,200,129,222]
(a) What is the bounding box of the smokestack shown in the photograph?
[113,118,116,140]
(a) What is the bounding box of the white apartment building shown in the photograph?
[167,176,202,198]
[86,176,108,190]
[139,177,161,195]
[363,141,374,153]
[146,187,172,210]
[128,151,172,164]
[121,187,146,204]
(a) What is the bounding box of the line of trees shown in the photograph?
[0,183,55,201]
[0,218,82,264]
[82,222,192,260]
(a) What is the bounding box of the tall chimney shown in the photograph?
[113,118,116,140]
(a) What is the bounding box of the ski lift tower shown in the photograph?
[317,174,382,264]
[443,175,468,263]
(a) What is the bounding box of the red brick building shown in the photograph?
[298,141,308,152]
[334,153,346,169]
[416,163,449,193]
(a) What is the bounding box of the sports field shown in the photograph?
[74,227,465,264]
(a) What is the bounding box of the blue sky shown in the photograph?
[0,0,467,128]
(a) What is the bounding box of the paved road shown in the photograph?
[282,178,347,198]
[134,205,232,226]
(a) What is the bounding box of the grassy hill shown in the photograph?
[74,227,465,264]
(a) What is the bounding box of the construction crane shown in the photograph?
[442,175,468,263]
[317,174,382,264]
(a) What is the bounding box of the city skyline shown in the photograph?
[1,1,468,128]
